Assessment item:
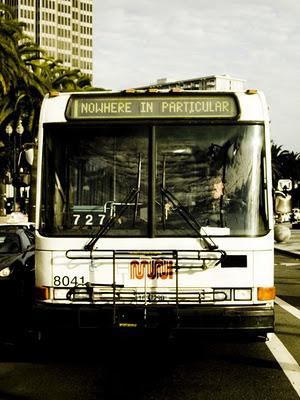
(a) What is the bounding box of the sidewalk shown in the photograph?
[274,225,300,258]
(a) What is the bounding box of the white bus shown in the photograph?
[34,88,275,338]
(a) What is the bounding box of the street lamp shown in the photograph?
[16,119,24,142]
[5,123,13,184]
[5,124,13,137]
[5,119,24,212]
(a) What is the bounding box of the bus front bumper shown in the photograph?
[33,302,274,336]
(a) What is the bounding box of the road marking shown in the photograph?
[274,262,300,266]
[266,333,300,397]
[275,296,300,320]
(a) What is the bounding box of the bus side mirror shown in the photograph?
[12,145,35,187]
[18,144,36,167]
[24,148,34,166]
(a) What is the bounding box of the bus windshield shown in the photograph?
[40,123,268,237]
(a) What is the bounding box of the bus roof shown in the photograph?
[39,89,269,124]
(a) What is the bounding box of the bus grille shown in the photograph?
[63,285,228,304]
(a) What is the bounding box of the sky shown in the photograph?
[92,0,300,153]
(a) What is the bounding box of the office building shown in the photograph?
[2,0,93,78]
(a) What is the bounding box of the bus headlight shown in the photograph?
[213,289,231,301]
[234,289,252,301]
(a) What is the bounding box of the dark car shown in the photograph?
[0,225,35,304]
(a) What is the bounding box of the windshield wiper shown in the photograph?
[160,154,218,251]
[84,188,140,251]
[160,186,218,251]
[133,153,142,227]
[84,154,142,251]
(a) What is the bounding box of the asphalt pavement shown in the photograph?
[274,224,300,258]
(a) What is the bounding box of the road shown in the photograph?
[0,251,299,400]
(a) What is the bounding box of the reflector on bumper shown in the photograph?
[257,287,276,301]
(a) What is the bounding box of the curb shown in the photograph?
[274,246,300,258]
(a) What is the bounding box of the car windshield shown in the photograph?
[0,233,20,253]
[40,123,268,237]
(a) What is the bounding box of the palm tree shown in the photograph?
[272,142,300,184]
[0,4,50,131]
[0,3,98,216]
[1,3,95,130]
[38,57,92,91]
[0,4,25,95]
[271,142,286,185]
[9,39,52,134]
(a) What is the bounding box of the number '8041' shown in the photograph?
[54,276,85,286]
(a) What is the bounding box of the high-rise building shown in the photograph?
[2,0,93,79]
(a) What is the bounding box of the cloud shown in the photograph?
[93,0,300,151]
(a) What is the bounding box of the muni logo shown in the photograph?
[130,259,173,280]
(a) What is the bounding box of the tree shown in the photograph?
[0,3,96,216]
[37,57,93,91]
[271,141,300,187]
[0,3,94,141]
[0,4,50,136]
[0,4,25,95]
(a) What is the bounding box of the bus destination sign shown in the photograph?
[66,95,238,120]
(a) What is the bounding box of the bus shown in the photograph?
[34,88,275,339]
